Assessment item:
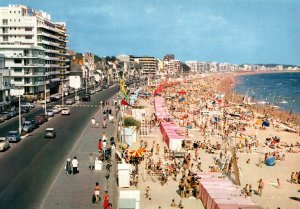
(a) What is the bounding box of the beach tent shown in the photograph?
[262,121,270,127]
[256,119,263,125]
[265,157,276,166]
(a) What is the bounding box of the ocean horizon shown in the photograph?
[235,72,300,114]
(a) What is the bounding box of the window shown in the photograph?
[3,36,8,41]
[2,19,8,25]
[14,77,22,82]
[14,68,22,72]
[14,59,22,64]
[25,35,32,39]
[25,27,32,31]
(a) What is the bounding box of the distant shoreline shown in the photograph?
[214,72,300,127]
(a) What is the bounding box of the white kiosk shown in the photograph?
[118,163,130,188]
[94,157,103,170]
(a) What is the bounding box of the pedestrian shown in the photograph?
[89,153,94,171]
[107,203,113,209]
[257,179,264,196]
[145,185,150,199]
[72,156,79,175]
[94,182,101,204]
[103,191,110,209]
[170,199,177,207]
[98,139,103,153]
[103,118,107,129]
[91,117,95,128]
[277,178,280,189]
[96,121,99,128]
[134,174,139,187]
[156,143,160,155]
[65,158,72,175]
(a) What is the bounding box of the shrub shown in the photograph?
[124,117,141,129]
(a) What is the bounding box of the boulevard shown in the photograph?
[0,86,119,209]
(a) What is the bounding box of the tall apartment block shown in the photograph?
[0,4,69,97]
[130,56,157,76]
[0,54,11,111]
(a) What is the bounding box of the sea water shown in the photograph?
[235,72,300,114]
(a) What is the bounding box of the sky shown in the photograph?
[1,0,300,65]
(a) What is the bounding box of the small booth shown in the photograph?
[118,163,131,188]
[119,190,140,209]
[94,157,103,170]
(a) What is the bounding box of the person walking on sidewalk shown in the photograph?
[72,156,79,175]
[94,182,101,204]
[89,153,94,171]
[91,118,96,128]
[65,159,72,175]
[98,139,103,153]
[103,191,110,209]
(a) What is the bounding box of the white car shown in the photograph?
[46,109,54,117]
[61,107,70,115]
[20,102,35,108]
[52,105,61,114]
[66,98,75,105]
[39,98,51,104]
[0,137,9,151]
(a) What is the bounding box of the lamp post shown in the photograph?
[18,89,21,134]
[44,81,47,114]
[61,70,64,106]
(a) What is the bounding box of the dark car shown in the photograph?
[8,110,18,117]
[1,112,11,120]
[80,93,91,101]
[7,131,21,142]
[30,119,39,129]
[44,128,56,138]
[33,114,48,125]
[21,107,30,113]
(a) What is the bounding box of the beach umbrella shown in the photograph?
[128,150,143,158]
[178,90,187,95]
[138,147,147,154]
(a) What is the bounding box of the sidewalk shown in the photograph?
[39,96,118,209]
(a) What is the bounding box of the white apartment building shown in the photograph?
[163,59,182,75]
[0,54,11,111]
[131,56,158,76]
[0,4,69,97]
[186,61,209,73]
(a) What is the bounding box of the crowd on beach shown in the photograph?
[127,74,300,209]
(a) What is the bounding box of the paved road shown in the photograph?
[0,86,119,209]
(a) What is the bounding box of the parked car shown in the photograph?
[46,109,54,117]
[95,87,102,92]
[39,98,51,104]
[89,89,95,95]
[66,98,75,105]
[52,106,61,114]
[1,112,11,120]
[61,107,70,115]
[33,114,48,125]
[30,119,39,129]
[20,102,35,108]
[22,121,34,133]
[0,115,5,123]
[80,93,91,101]
[8,110,18,117]
[103,84,109,89]
[0,137,9,151]
[44,128,56,138]
[21,106,30,113]
[7,131,21,142]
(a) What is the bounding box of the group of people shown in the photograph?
[65,156,79,175]
[290,172,300,184]
[93,182,113,209]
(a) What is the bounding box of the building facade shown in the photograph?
[0,54,10,112]
[0,4,69,97]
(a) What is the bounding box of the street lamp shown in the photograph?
[18,88,21,134]
[44,80,49,114]
[61,70,64,106]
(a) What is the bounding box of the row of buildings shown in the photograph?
[1,4,299,112]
